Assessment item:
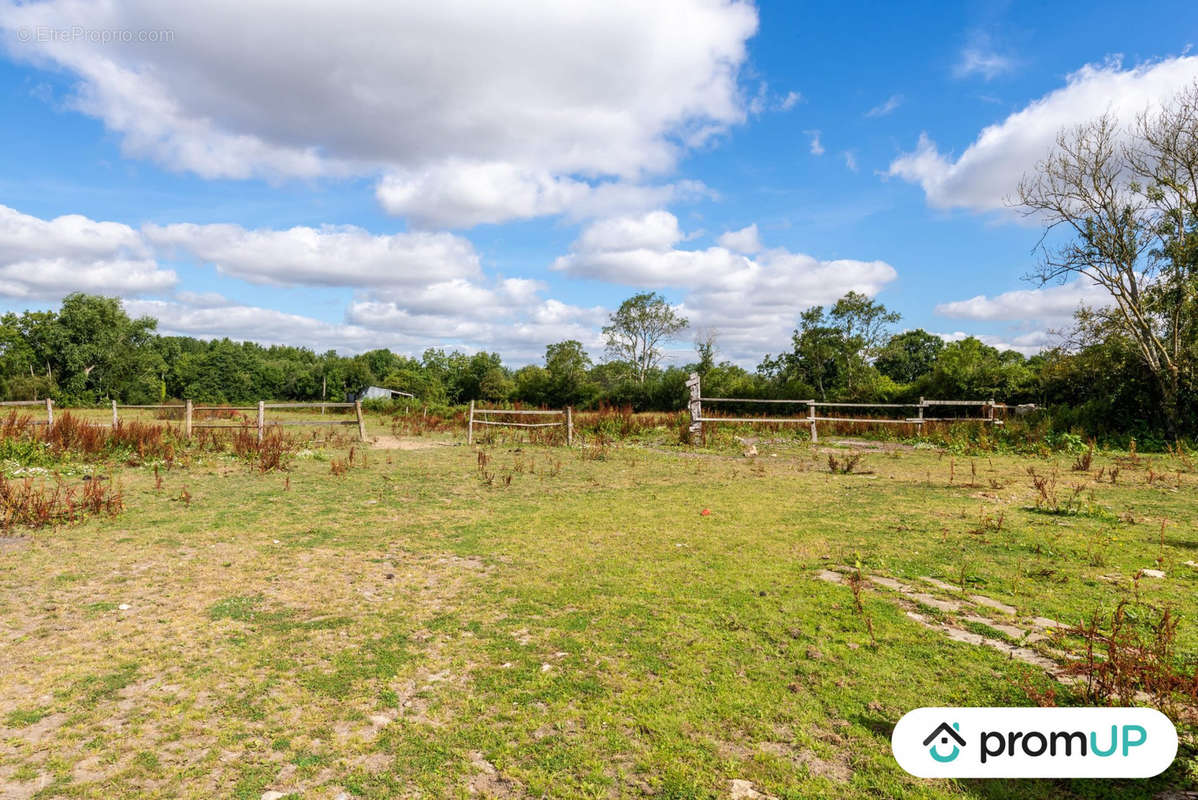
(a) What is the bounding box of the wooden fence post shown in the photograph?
[566,406,574,446]
[112,400,118,428]
[467,400,475,445]
[184,399,193,439]
[808,401,818,443]
[917,396,925,437]
[257,400,265,443]
[354,400,367,442]
[686,372,702,444]
[45,397,53,426]
[988,398,996,425]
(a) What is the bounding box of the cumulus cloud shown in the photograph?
[143,222,480,287]
[0,204,176,300]
[552,211,897,359]
[935,280,1110,323]
[126,282,608,362]
[716,223,762,254]
[1,1,757,226]
[865,94,903,117]
[375,163,709,228]
[933,329,1059,357]
[889,56,1198,211]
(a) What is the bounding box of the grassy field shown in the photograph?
[0,415,1195,799]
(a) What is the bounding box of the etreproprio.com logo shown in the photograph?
[893,708,1178,779]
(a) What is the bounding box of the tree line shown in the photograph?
[0,286,1191,443]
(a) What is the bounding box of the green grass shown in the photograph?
[0,426,1194,798]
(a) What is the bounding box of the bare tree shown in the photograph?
[603,292,688,383]
[1015,81,1198,435]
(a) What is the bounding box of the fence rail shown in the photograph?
[2,398,367,442]
[686,373,1013,443]
[467,401,573,445]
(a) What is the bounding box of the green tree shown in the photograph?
[875,329,944,384]
[544,340,593,407]
[603,292,688,383]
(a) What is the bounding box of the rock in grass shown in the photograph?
[1139,569,1166,579]
[261,792,286,800]
[730,779,777,799]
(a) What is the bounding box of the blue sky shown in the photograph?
[1,0,1197,365]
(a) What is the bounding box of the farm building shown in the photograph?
[346,385,414,402]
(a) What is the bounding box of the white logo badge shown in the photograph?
[892,707,1177,778]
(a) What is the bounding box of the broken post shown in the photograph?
[686,372,702,444]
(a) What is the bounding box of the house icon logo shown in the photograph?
[923,722,966,763]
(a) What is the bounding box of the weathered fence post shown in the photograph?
[807,401,817,443]
[184,399,193,438]
[467,400,475,445]
[566,406,574,446]
[112,400,118,428]
[257,400,265,443]
[988,398,996,425]
[917,396,925,437]
[686,372,702,444]
[45,397,53,426]
[354,400,367,442]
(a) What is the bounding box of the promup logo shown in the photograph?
[893,708,1177,778]
[923,722,965,763]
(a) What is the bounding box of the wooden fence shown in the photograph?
[467,401,573,445]
[0,398,367,442]
[685,373,1008,443]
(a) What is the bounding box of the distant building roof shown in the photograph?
[348,385,415,401]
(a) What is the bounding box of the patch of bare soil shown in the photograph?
[370,435,456,451]
[467,751,521,797]
[829,439,917,452]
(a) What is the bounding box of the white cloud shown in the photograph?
[1,1,757,226]
[552,211,898,359]
[143,222,480,288]
[716,223,762,254]
[806,130,825,156]
[123,299,388,352]
[575,210,685,252]
[936,280,1110,323]
[127,286,608,362]
[779,91,802,111]
[843,151,858,172]
[0,204,176,300]
[933,329,1058,357]
[955,48,1015,81]
[889,56,1198,211]
[865,94,903,117]
[375,163,709,228]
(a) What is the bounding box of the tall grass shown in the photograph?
[0,474,124,531]
[0,411,300,472]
